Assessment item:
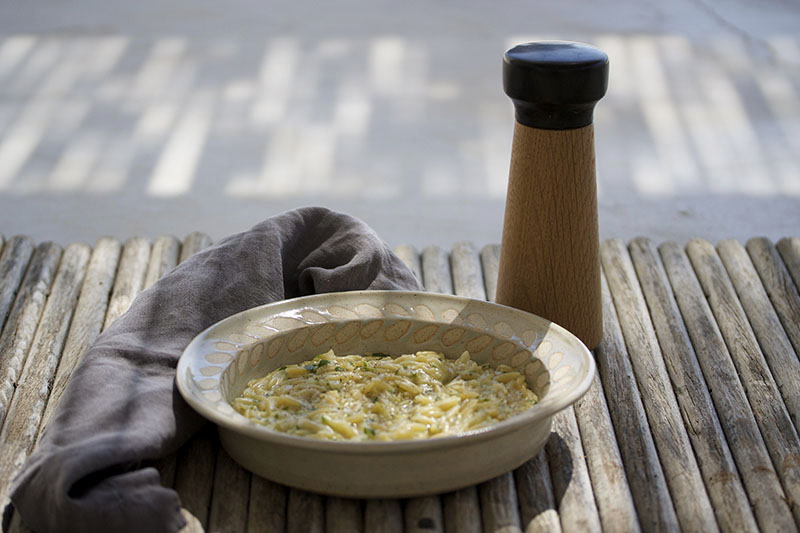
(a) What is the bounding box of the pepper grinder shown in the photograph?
[495,41,608,350]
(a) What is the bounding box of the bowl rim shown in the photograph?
[176,290,595,454]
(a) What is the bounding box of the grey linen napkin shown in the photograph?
[10,207,422,533]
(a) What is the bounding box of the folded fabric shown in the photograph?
[10,207,422,533]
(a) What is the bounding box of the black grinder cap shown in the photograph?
[504,41,609,130]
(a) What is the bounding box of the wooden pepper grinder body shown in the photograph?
[496,42,609,350]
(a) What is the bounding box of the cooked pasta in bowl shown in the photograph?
[176,291,594,497]
[232,350,540,440]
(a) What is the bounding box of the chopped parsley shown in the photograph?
[364,427,376,436]
[304,359,331,373]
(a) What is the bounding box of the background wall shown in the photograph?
[0,0,798,247]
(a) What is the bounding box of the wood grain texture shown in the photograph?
[421,246,453,295]
[0,243,89,510]
[180,232,212,264]
[0,242,59,533]
[496,123,601,349]
[364,499,403,533]
[514,452,561,533]
[400,244,450,532]
[287,488,324,533]
[0,243,61,430]
[686,238,800,524]
[174,428,217,529]
[659,241,796,532]
[3,234,800,532]
[147,235,182,488]
[103,237,150,330]
[405,496,444,533]
[393,244,422,285]
[480,244,500,303]
[595,267,677,532]
[777,237,800,290]
[479,473,521,533]
[246,476,287,533]
[39,237,121,433]
[747,237,800,358]
[178,510,205,533]
[144,235,181,290]
[0,236,34,333]
[207,448,250,533]
[459,242,525,533]
[451,242,485,300]
[442,488,481,533]
[326,497,363,533]
[718,239,800,430]
[545,407,601,533]
[601,238,717,532]
[172,234,215,529]
[629,238,756,533]
[573,368,640,533]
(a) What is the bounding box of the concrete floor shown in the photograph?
[0,0,798,249]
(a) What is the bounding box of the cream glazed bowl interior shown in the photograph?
[176,290,595,498]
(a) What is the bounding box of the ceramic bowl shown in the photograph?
[176,290,594,498]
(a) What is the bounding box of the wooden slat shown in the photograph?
[287,489,324,533]
[573,368,640,532]
[180,232,212,264]
[479,473,521,533]
[451,242,485,300]
[777,237,800,290]
[39,237,121,433]
[175,428,217,529]
[421,246,453,294]
[686,238,800,524]
[601,239,717,532]
[396,245,452,531]
[747,238,800,358]
[179,265,254,531]
[0,236,35,332]
[364,500,403,533]
[0,243,90,510]
[546,408,601,532]
[596,267,678,532]
[660,241,796,532]
[393,244,422,285]
[0,243,61,430]
[479,244,500,303]
[172,233,215,530]
[404,496,444,533]
[629,238,757,533]
[441,488,481,533]
[326,497,362,533]
[0,242,62,532]
[144,235,181,290]
[146,236,182,489]
[207,449,250,533]
[103,237,150,330]
[246,476,287,533]
[514,452,561,533]
[178,510,204,533]
[454,242,529,532]
[718,239,800,430]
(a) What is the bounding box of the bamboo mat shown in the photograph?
[1,234,799,533]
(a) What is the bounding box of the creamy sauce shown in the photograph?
[232,350,538,441]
